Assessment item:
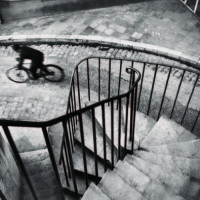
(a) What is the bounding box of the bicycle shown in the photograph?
[6,63,65,83]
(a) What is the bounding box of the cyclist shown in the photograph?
[12,44,45,80]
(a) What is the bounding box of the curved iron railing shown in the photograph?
[0,57,141,199]
[59,57,141,197]
[1,55,200,200]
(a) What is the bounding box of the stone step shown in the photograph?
[20,149,49,164]
[124,154,200,200]
[9,126,46,153]
[74,111,117,165]
[98,169,146,200]
[114,160,185,200]
[58,164,96,196]
[20,149,63,200]
[122,109,156,149]
[23,156,52,176]
[135,150,200,178]
[140,115,199,148]
[81,182,110,200]
[72,144,105,177]
[144,139,200,159]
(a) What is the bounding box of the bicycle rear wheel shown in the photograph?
[43,64,65,82]
[6,67,29,83]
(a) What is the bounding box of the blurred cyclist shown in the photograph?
[12,44,44,80]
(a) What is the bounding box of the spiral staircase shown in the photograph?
[0,52,200,200]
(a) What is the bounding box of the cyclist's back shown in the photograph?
[20,46,44,61]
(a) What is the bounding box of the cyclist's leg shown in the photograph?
[30,62,38,79]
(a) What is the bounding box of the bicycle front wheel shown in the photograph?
[6,67,29,83]
[43,64,65,82]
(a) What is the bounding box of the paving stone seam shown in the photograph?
[0,35,200,71]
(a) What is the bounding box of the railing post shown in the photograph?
[2,125,38,200]
[91,108,99,184]
[101,103,107,172]
[78,113,89,188]
[62,119,79,198]
[42,126,65,200]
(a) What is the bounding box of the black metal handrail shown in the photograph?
[59,57,141,196]
[0,57,141,199]
[1,55,200,200]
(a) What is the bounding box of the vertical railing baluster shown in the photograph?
[63,134,72,178]
[98,58,101,102]
[137,63,146,110]
[108,58,111,101]
[78,113,89,188]
[101,103,107,172]
[117,60,123,109]
[59,137,64,165]
[132,81,138,153]
[191,110,200,132]
[69,95,74,133]
[118,98,122,160]
[87,59,90,101]
[2,125,38,200]
[181,74,199,125]
[129,71,134,142]
[62,120,79,197]
[147,64,158,116]
[129,61,134,91]
[71,86,76,132]
[170,70,186,119]
[42,126,65,200]
[157,67,172,120]
[91,108,99,184]
[124,94,129,151]
[67,114,74,153]
[76,68,81,110]
[61,154,70,187]
[72,78,78,125]
[111,100,114,169]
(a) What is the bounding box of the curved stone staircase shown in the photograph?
[2,85,199,200]
[81,110,200,200]
[1,44,199,199]
[6,88,199,200]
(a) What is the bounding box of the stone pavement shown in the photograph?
[0,0,200,123]
[0,0,200,59]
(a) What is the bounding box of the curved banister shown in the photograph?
[1,55,200,200]
[0,61,140,128]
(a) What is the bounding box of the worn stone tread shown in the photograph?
[74,111,117,165]
[134,150,200,178]
[114,160,184,200]
[124,154,200,200]
[144,139,200,159]
[81,182,110,200]
[98,169,147,200]
[140,115,199,148]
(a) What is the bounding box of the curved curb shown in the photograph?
[0,35,200,70]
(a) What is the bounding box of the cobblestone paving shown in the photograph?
[0,43,200,122]
[0,1,200,59]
